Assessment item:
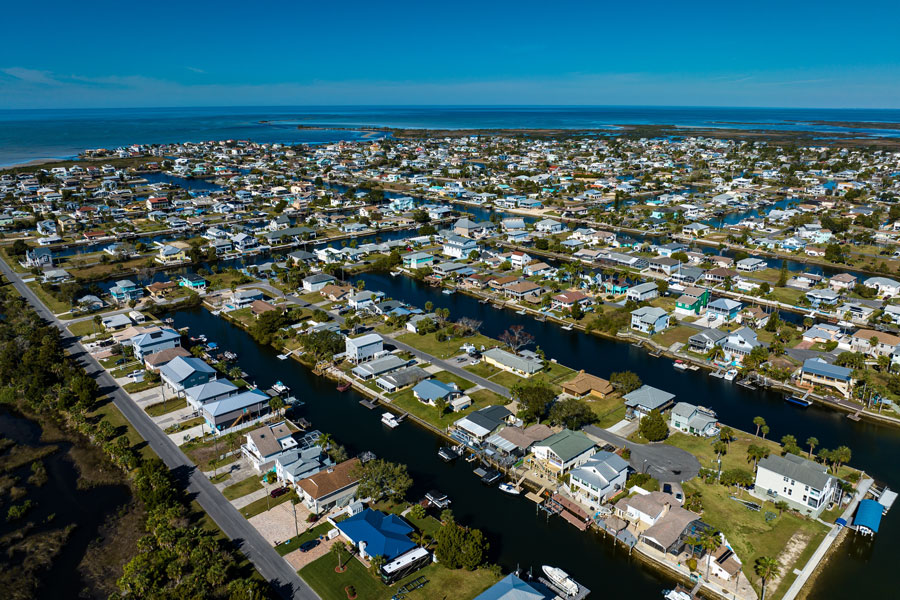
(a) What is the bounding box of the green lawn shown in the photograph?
[769,287,805,306]
[587,394,627,428]
[651,325,696,348]
[464,361,501,379]
[144,397,187,417]
[124,379,163,394]
[68,319,103,337]
[164,416,205,434]
[397,332,496,359]
[240,488,297,519]
[299,555,499,600]
[682,478,827,600]
[26,282,71,314]
[433,370,477,392]
[222,473,264,500]
[468,388,507,406]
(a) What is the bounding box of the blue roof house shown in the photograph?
[336,509,415,560]
[412,379,460,406]
[131,328,182,361]
[474,574,547,600]
[160,356,217,394]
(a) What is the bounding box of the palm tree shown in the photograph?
[369,554,387,577]
[760,425,770,440]
[411,531,432,549]
[317,432,334,450]
[747,444,769,471]
[698,529,721,581]
[753,416,766,437]
[332,540,348,571]
[806,437,819,459]
[774,500,789,515]
[713,440,728,462]
[755,556,781,600]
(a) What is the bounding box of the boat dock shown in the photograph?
[537,575,591,600]
[359,398,378,410]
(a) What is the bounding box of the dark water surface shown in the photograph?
[170,269,896,597]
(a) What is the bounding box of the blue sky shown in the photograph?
[2,0,899,109]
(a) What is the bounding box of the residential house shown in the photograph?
[110,279,144,304]
[736,257,767,272]
[850,329,900,357]
[183,379,239,410]
[412,379,461,407]
[345,333,384,364]
[451,405,512,446]
[229,289,263,309]
[302,273,337,292]
[443,235,478,259]
[721,327,763,363]
[569,451,630,509]
[551,290,591,312]
[531,429,597,473]
[241,422,298,472]
[753,453,837,517]
[482,347,543,377]
[624,385,675,419]
[864,276,900,297]
[799,358,854,399]
[131,328,181,361]
[561,371,614,399]
[275,445,333,487]
[806,288,840,308]
[335,509,415,561]
[626,282,659,303]
[630,306,670,334]
[201,388,271,432]
[402,252,434,269]
[829,273,858,292]
[688,328,727,354]
[159,356,217,394]
[706,298,742,322]
[375,366,430,394]
[670,403,719,437]
[297,458,361,515]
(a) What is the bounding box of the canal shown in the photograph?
[170,268,897,598]
[169,306,668,597]
[354,272,897,598]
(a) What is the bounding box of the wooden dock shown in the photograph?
[359,399,378,410]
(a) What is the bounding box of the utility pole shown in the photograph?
[292,497,300,539]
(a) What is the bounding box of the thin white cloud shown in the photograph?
[185,67,206,74]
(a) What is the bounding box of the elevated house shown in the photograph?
[624,385,675,419]
[670,403,719,437]
[241,421,298,472]
[531,429,596,473]
[799,358,854,398]
[753,453,837,517]
[297,458,361,515]
[569,451,630,510]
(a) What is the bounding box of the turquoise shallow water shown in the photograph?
[3,105,900,166]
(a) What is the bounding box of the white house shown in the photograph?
[568,451,630,510]
[630,306,669,334]
[344,333,384,364]
[753,453,837,517]
[626,282,658,303]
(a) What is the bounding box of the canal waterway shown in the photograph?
[169,268,897,598]
[169,306,669,597]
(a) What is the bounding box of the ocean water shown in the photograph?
[3,105,900,167]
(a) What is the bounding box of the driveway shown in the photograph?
[284,535,340,571]
[583,425,701,483]
[250,500,310,546]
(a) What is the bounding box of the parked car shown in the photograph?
[299,539,320,552]
[270,486,289,498]
[127,370,144,378]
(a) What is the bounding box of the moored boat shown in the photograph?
[723,368,738,381]
[381,412,400,428]
[541,565,579,596]
[498,483,520,495]
[673,360,689,371]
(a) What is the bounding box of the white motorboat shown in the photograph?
[663,587,692,600]
[673,360,689,371]
[541,565,579,596]
[381,412,400,428]
[723,368,739,381]
[498,483,520,495]
[272,381,289,393]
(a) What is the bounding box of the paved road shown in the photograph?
[386,336,512,399]
[583,424,701,483]
[0,258,319,600]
